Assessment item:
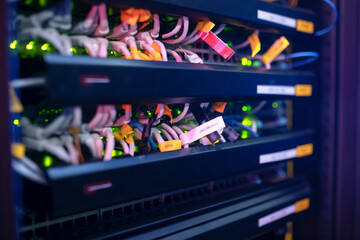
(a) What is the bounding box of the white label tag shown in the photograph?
[257,85,295,96]
[258,204,295,227]
[259,148,297,164]
[257,10,296,28]
[180,116,225,145]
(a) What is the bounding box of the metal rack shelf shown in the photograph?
[43,55,315,105]
[100,0,316,37]
[24,129,313,216]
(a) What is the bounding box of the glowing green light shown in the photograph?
[174,35,179,38]
[147,110,152,116]
[134,146,139,153]
[41,43,49,51]
[108,7,114,16]
[45,119,49,122]
[176,109,181,115]
[39,0,47,7]
[165,16,175,21]
[13,119,19,126]
[26,41,34,50]
[241,130,250,139]
[242,106,247,111]
[226,41,233,48]
[9,40,17,49]
[253,61,260,67]
[158,130,162,134]
[247,60,252,66]
[43,155,53,167]
[24,0,33,5]
[242,117,252,127]
[70,48,75,53]
[241,58,248,66]
[272,102,279,108]
[112,150,123,157]
[100,136,104,139]
[247,105,252,111]
[184,130,188,133]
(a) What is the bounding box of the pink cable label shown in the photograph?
[180,116,226,145]
[197,31,235,60]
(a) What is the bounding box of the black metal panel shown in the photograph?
[89,178,312,240]
[44,55,315,105]
[98,0,316,37]
[0,0,16,239]
[24,129,314,216]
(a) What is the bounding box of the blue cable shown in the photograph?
[284,52,319,59]
[283,51,319,68]
[232,120,259,138]
[315,0,338,36]
[131,120,157,150]
[289,56,318,68]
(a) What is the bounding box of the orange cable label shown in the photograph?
[295,198,310,213]
[212,102,227,113]
[262,36,289,64]
[196,20,215,33]
[296,143,313,157]
[295,84,312,96]
[159,140,182,152]
[248,33,261,57]
[11,143,26,158]
[296,19,314,34]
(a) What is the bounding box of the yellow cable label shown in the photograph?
[159,140,182,152]
[248,33,261,57]
[261,36,289,64]
[296,19,314,34]
[295,84,312,96]
[296,143,313,157]
[11,143,26,158]
[295,198,310,213]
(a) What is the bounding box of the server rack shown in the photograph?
[0,0,348,239]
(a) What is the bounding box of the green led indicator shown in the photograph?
[13,119,19,126]
[24,0,33,5]
[242,106,247,111]
[9,40,17,49]
[242,117,252,127]
[253,61,260,67]
[39,0,47,7]
[241,58,248,66]
[41,43,49,51]
[247,60,252,66]
[112,150,123,157]
[247,105,252,111]
[241,130,250,139]
[158,130,162,134]
[226,41,233,48]
[176,109,181,115]
[43,155,53,167]
[26,41,34,50]
[108,7,114,16]
[44,119,49,122]
[272,102,279,108]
